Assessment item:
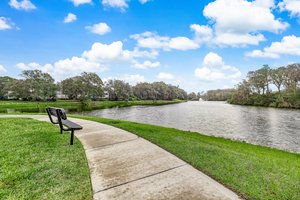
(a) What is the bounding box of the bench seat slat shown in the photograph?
[62,119,83,130]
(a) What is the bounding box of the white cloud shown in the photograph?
[279,0,300,20]
[121,74,145,85]
[82,41,157,63]
[0,65,7,74]
[16,57,108,81]
[194,52,242,81]
[190,24,213,44]
[85,22,111,35]
[50,57,107,80]
[15,41,159,80]
[156,72,175,81]
[64,13,77,24]
[132,60,160,69]
[202,0,289,47]
[139,0,151,4]
[70,0,92,6]
[130,27,205,51]
[16,62,41,70]
[130,32,170,50]
[0,17,14,30]
[169,37,199,50]
[245,50,279,59]
[245,35,300,58]
[9,0,36,11]
[102,0,128,11]
[82,41,124,62]
[122,48,158,60]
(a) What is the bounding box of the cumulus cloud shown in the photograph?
[9,0,36,11]
[156,72,175,81]
[0,65,7,74]
[0,17,14,30]
[85,22,111,35]
[16,62,41,70]
[279,0,300,21]
[132,60,160,69]
[15,41,159,80]
[64,13,77,24]
[190,24,213,44]
[16,57,108,81]
[70,0,92,6]
[245,35,300,58]
[194,52,242,81]
[121,74,145,85]
[82,41,124,62]
[202,0,289,47]
[169,37,199,50]
[130,24,211,51]
[82,41,157,63]
[102,0,128,11]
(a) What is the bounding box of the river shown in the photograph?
[78,101,300,153]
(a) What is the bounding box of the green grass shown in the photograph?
[0,118,92,199]
[0,100,185,113]
[73,115,300,200]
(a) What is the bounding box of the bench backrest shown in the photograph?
[46,107,67,123]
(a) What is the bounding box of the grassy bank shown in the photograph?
[0,99,185,112]
[0,118,92,199]
[73,115,300,200]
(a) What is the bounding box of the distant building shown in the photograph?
[56,91,68,99]
[103,91,109,99]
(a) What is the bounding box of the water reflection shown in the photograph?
[79,101,300,153]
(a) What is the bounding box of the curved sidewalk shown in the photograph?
[1,115,241,200]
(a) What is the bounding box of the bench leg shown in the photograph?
[70,130,74,145]
[60,129,63,134]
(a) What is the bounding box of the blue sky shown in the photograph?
[0,0,300,92]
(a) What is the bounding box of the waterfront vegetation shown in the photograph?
[0,99,184,113]
[0,118,92,199]
[0,70,190,102]
[228,64,300,108]
[73,115,300,200]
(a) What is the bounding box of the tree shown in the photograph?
[60,76,83,100]
[0,76,16,99]
[204,89,236,101]
[283,64,300,93]
[18,70,57,100]
[105,79,132,101]
[270,67,285,93]
[133,82,156,100]
[152,82,169,100]
[247,65,270,95]
[188,92,197,101]
[60,72,104,100]
[81,72,104,100]
[229,80,251,104]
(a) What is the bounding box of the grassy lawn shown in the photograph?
[73,115,300,200]
[0,118,92,199]
[0,100,184,113]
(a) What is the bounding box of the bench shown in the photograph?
[46,107,83,145]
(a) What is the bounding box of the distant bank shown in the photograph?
[0,99,185,113]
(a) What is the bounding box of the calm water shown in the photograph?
[79,101,300,153]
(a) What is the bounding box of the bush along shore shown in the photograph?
[72,115,300,200]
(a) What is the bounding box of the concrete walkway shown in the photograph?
[1,115,241,200]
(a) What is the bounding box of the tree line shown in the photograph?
[0,70,192,101]
[229,63,300,108]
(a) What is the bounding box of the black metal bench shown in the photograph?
[46,107,83,145]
